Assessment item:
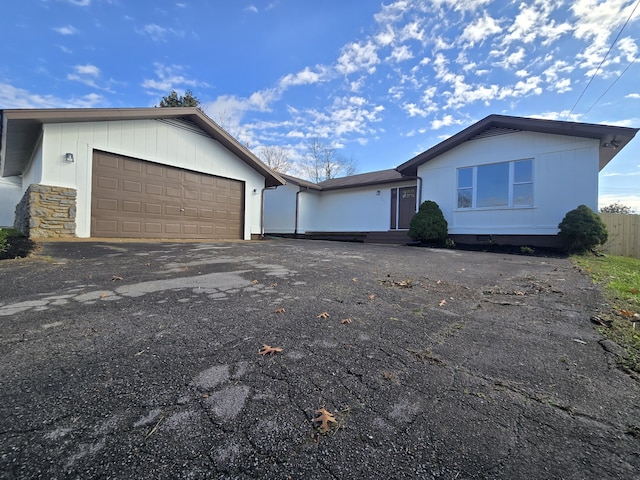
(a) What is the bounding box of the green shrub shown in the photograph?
[558,205,608,253]
[408,200,448,243]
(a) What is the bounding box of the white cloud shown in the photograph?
[460,13,502,46]
[503,2,571,46]
[625,93,640,99]
[67,64,102,87]
[139,24,184,42]
[53,25,78,35]
[244,5,258,14]
[431,114,465,129]
[0,83,102,108]
[74,64,100,76]
[141,63,200,92]
[336,41,380,75]
[388,45,414,63]
[64,0,90,6]
[280,66,328,88]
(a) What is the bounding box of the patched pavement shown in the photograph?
[1,239,638,479]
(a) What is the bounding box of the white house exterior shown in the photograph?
[0,108,284,239]
[266,115,638,246]
[264,170,419,243]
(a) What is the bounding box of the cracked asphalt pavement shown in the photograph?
[1,239,639,479]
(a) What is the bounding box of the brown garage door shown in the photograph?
[91,151,244,239]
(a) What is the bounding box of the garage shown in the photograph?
[91,151,244,239]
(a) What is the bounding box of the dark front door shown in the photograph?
[390,186,416,230]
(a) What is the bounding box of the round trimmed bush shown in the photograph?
[408,200,448,243]
[558,205,608,253]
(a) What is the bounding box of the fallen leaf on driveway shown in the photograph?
[368,294,376,300]
[259,344,283,355]
[313,408,337,433]
[183,266,189,271]
[439,299,447,307]
[273,307,286,314]
[111,275,123,282]
[251,280,259,285]
[316,311,330,318]
[341,318,352,324]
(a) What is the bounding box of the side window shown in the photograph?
[457,168,473,208]
[513,159,533,206]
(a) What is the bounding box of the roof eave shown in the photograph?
[0,108,286,186]
[396,114,639,175]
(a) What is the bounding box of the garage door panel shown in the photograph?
[92,151,244,239]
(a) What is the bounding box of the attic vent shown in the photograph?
[469,127,521,141]
[156,118,209,137]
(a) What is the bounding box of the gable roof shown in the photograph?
[396,114,639,177]
[0,107,285,187]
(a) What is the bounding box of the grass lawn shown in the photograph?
[574,254,640,377]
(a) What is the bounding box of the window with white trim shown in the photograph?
[457,159,533,209]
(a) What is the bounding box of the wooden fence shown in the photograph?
[599,213,640,259]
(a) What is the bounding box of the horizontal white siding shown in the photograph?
[419,131,600,236]
[40,120,266,239]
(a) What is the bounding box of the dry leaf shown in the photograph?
[182,266,189,271]
[352,278,359,283]
[251,279,259,285]
[270,283,278,287]
[259,344,283,355]
[100,292,108,298]
[145,262,151,267]
[111,275,123,282]
[368,294,376,300]
[341,318,352,324]
[619,309,637,318]
[439,299,447,307]
[273,307,286,314]
[436,280,442,285]
[316,311,330,319]
[313,407,337,433]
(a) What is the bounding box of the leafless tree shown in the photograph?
[600,202,634,214]
[257,146,292,174]
[300,138,357,183]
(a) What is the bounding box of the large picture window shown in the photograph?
[457,159,532,209]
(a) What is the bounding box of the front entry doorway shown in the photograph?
[390,186,416,230]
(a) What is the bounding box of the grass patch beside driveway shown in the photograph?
[574,254,640,377]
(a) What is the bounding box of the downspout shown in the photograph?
[295,186,308,237]
[260,185,278,239]
[416,176,423,209]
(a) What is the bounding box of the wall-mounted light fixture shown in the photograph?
[65,153,75,162]
[253,188,258,193]
[376,190,381,196]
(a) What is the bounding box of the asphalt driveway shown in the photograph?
[1,239,638,479]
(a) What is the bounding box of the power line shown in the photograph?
[565,0,640,120]
[576,53,639,121]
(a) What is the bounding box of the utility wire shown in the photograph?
[565,0,640,120]
[576,53,639,121]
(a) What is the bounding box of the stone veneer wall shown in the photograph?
[14,184,77,238]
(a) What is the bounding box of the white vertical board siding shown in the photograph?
[40,119,266,239]
[297,190,321,234]
[311,182,417,232]
[419,131,600,235]
[264,183,298,234]
[0,176,23,226]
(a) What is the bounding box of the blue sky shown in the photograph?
[2,0,639,211]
